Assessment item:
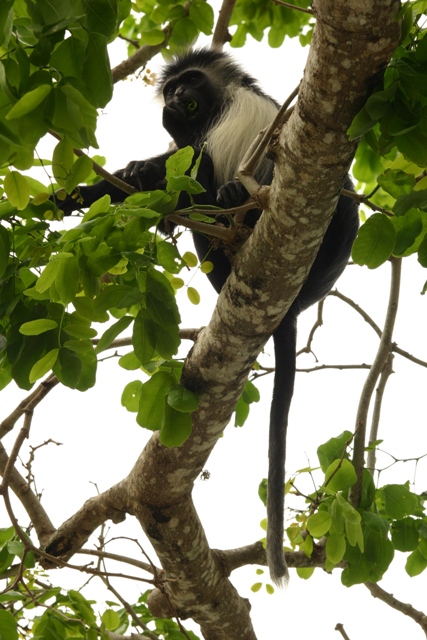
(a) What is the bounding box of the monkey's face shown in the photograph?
[162,69,220,147]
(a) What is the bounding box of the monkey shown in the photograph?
[56,48,360,585]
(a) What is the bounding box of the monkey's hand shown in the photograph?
[117,160,167,192]
[217,180,249,209]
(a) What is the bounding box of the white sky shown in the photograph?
[2,21,427,640]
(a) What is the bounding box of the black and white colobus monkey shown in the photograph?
[58,48,359,585]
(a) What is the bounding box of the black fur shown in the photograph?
[56,48,359,585]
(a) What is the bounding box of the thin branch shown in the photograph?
[341,188,394,217]
[272,0,314,15]
[365,582,427,635]
[297,299,324,356]
[1,411,32,490]
[328,290,381,337]
[212,0,236,47]
[335,623,351,640]
[238,87,299,196]
[0,442,55,543]
[167,213,234,241]
[351,258,402,506]
[77,548,157,575]
[366,353,394,473]
[0,374,58,440]
[101,575,160,640]
[49,131,137,196]
[329,290,427,367]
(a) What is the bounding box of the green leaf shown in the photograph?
[326,532,346,565]
[324,459,357,493]
[234,395,250,427]
[132,309,156,364]
[4,171,30,210]
[0,224,11,278]
[65,155,93,193]
[170,17,198,47]
[52,139,74,188]
[0,610,18,640]
[121,380,143,413]
[167,384,199,412]
[55,254,80,304]
[6,84,51,119]
[136,371,175,430]
[101,609,120,631]
[348,106,377,140]
[82,34,113,108]
[29,349,59,383]
[36,260,61,293]
[307,511,331,538]
[352,213,396,269]
[165,146,194,180]
[187,286,200,305]
[418,233,427,267]
[317,431,352,472]
[242,379,260,404]
[160,403,192,447]
[96,316,133,354]
[406,547,427,577]
[19,319,58,336]
[392,209,423,256]
[183,251,198,267]
[381,484,418,519]
[53,348,83,389]
[377,169,415,199]
[296,567,315,580]
[391,518,419,552]
[189,1,214,35]
[157,241,184,274]
[251,582,262,592]
[394,189,427,216]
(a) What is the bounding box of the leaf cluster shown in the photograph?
[229,0,313,49]
[0,541,201,640]
[348,8,427,282]
[279,431,427,586]
[0,147,209,445]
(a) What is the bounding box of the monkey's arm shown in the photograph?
[54,153,173,215]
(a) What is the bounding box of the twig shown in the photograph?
[329,290,427,368]
[350,258,402,507]
[335,623,351,640]
[101,575,160,640]
[167,213,234,241]
[0,374,58,440]
[1,411,33,490]
[238,87,299,196]
[365,582,427,635]
[0,442,55,543]
[77,548,157,575]
[297,299,324,356]
[272,0,314,15]
[366,353,394,474]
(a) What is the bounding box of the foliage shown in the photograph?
[276,431,427,587]
[0,0,427,639]
[349,3,427,281]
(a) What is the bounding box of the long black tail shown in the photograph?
[266,308,298,586]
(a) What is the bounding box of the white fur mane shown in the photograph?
[205,87,279,188]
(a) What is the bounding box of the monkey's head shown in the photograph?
[157,48,255,149]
